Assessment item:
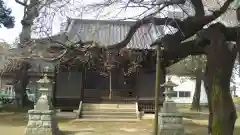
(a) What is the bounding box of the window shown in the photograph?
[4,85,14,96]
[178,91,191,97]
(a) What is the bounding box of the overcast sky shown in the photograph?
[0,0,237,44]
[0,0,24,43]
[0,0,153,44]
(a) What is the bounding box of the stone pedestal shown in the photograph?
[24,95,60,135]
[158,113,184,135]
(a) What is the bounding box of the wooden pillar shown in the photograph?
[109,71,112,99]
[51,66,58,108]
[153,46,161,135]
[159,65,166,98]
[80,64,87,101]
[135,67,140,98]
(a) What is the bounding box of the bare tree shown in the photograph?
[67,1,238,134]
[8,0,240,134]
[13,0,81,108]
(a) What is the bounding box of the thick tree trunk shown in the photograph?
[195,23,238,135]
[14,24,32,108]
[204,41,237,135]
[203,71,213,135]
[19,24,31,43]
[205,64,237,135]
[13,0,41,108]
[191,68,203,111]
[13,62,32,108]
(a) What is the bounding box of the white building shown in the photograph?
[167,75,208,105]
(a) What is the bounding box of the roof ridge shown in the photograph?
[69,18,136,24]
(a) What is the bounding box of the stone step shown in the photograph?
[81,111,136,116]
[80,103,138,121]
[56,112,77,119]
[81,114,137,119]
[73,118,140,122]
[82,107,136,112]
[82,106,136,111]
[83,103,136,109]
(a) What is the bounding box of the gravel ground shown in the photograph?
[235,103,240,112]
[0,112,239,135]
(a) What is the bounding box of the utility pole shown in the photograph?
[153,45,161,135]
[153,1,163,135]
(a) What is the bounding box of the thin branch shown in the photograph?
[190,0,205,17]
[15,0,28,7]
[101,0,233,50]
[105,17,183,49]
[151,0,234,46]
[162,39,206,67]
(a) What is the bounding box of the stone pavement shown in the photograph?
[73,131,152,135]
[58,126,153,135]
[60,126,152,135]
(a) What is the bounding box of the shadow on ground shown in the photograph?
[182,112,209,120]
[1,111,240,135]
[0,112,73,127]
[0,112,28,126]
[184,120,240,135]
[59,131,84,135]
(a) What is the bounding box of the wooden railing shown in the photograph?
[76,100,83,119]
[137,98,164,113]
[135,96,141,119]
[138,103,162,113]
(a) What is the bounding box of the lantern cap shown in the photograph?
[37,74,50,84]
[161,79,178,88]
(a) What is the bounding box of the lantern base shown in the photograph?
[24,95,60,135]
[158,113,185,135]
[162,100,177,113]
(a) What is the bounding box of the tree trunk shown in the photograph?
[190,68,203,111]
[203,70,213,135]
[13,0,41,108]
[13,61,32,108]
[13,24,32,108]
[195,23,238,135]
[204,40,237,135]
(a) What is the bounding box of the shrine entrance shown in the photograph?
[83,68,137,103]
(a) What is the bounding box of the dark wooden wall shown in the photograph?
[53,71,83,109]
[83,68,136,102]
[52,53,165,111]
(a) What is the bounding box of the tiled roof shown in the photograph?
[219,8,238,26]
[65,19,164,49]
[35,1,238,51]
[203,0,238,26]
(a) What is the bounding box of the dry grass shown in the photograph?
[0,112,240,135]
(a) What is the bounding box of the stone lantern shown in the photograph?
[24,73,59,135]
[36,74,52,100]
[161,78,178,113]
[158,78,185,135]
